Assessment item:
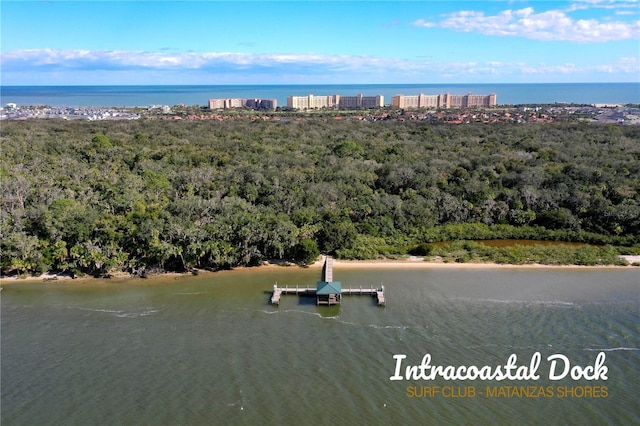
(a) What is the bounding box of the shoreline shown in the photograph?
[1,256,637,285]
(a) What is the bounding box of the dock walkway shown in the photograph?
[270,255,385,306]
[270,284,385,305]
[323,256,333,282]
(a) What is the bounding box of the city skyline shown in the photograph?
[1,1,639,86]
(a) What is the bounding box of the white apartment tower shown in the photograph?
[287,94,384,110]
[392,93,497,109]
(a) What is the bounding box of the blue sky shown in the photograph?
[1,0,639,85]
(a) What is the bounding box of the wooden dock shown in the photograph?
[323,256,333,282]
[270,256,385,306]
[270,284,315,305]
[270,284,385,306]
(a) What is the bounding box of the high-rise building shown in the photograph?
[208,98,277,110]
[208,99,226,109]
[287,94,384,110]
[392,93,497,109]
[338,94,384,109]
[245,98,278,110]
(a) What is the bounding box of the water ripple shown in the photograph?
[584,347,639,352]
[256,308,410,329]
[475,298,576,307]
[66,306,159,318]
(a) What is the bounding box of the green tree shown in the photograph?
[295,238,320,265]
[318,212,357,254]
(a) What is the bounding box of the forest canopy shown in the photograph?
[1,119,639,276]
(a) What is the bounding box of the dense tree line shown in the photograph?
[1,118,639,276]
[413,240,629,266]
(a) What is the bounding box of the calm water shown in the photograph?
[2,83,639,107]
[1,267,638,425]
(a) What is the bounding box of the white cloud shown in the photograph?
[1,49,638,84]
[567,0,639,12]
[414,4,640,42]
[412,19,435,28]
[516,57,639,76]
[2,49,397,73]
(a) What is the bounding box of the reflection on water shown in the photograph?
[317,305,340,318]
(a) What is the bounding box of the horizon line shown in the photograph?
[3,81,639,87]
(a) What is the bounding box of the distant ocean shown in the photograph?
[1,83,639,108]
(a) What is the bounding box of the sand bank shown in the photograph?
[1,256,635,284]
[258,256,635,270]
[332,258,635,270]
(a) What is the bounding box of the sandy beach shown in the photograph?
[332,256,640,270]
[2,255,637,285]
